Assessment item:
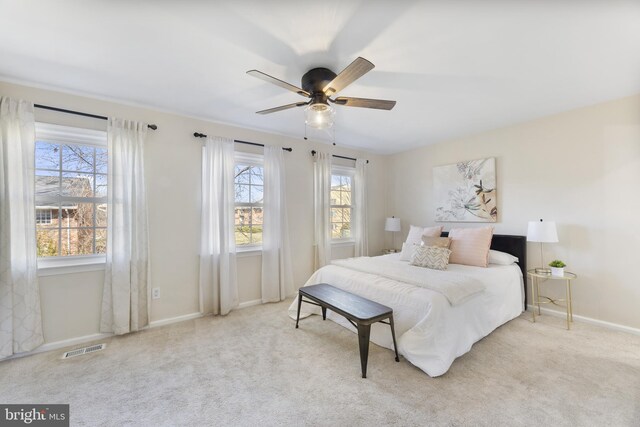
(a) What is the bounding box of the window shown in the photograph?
[34,123,108,258]
[234,153,263,247]
[36,209,52,225]
[330,168,354,240]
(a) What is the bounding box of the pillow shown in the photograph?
[399,242,421,261]
[421,236,451,248]
[405,225,424,246]
[448,227,494,267]
[405,225,443,246]
[488,249,518,265]
[422,225,443,238]
[410,246,452,270]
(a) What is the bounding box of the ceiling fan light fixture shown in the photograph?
[305,102,335,129]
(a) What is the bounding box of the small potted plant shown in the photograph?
[549,260,566,277]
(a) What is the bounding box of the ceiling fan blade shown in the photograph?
[256,102,309,115]
[332,97,396,110]
[247,70,310,98]
[322,57,375,96]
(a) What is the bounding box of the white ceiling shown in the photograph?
[1,0,639,154]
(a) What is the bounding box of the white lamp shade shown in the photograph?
[527,220,558,243]
[385,217,401,232]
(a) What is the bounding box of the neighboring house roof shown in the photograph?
[36,175,94,209]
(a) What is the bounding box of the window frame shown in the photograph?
[234,152,264,252]
[330,165,356,244]
[34,122,108,273]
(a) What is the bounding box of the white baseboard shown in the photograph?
[148,312,203,328]
[5,332,114,361]
[5,300,271,361]
[39,332,114,353]
[526,304,640,336]
[5,311,204,361]
[238,299,262,309]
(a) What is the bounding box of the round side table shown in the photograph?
[527,269,577,330]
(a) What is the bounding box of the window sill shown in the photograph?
[236,246,262,258]
[37,255,106,277]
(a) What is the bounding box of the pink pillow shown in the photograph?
[448,227,494,267]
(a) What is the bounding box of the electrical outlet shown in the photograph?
[152,288,160,299]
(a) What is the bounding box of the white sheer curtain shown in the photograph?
[313,151,332,269]
[354,158,369,257]
[0,97,43,358]
[100,119,150,335]
[199,136,238,315]
[261,146,294,302]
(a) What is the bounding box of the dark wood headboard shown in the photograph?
[441,232,527,306]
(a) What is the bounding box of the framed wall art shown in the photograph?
[433,157,497,222]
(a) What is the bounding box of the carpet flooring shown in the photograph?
[1,299,639,426]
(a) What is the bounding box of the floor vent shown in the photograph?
[62,343,106,359]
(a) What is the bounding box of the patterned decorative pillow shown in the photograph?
[410,246,452,270]
[421,236,451,248]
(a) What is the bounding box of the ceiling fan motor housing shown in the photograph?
[302,67,337,101]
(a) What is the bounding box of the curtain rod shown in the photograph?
[193,132,292,152]
[310,150,369,164]
[34,104,158,130]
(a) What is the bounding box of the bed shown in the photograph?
[288,234,527,377]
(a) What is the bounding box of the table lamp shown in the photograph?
[527,219,558,274]
[385,217,401,251]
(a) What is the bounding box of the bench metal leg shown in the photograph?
[389,315,400,362]
[295,294,302,329]
[356,323,371,378]
[321,307,327,320]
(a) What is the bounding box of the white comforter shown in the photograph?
[332,257,485,305]
[288,254,524,377]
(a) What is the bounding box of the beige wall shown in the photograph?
[387,94,640,329]
[5,78,638,342]
[0,81,389,344]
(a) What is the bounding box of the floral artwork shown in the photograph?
[433,157,497,222]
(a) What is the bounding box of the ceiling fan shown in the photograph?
[247,57,396,129]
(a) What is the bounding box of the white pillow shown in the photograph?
[405,225,425,246]
[405,225,443,246]
[488,249,518,265]
[399,242,421,261]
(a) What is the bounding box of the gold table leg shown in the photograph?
[536,278,541,315]
[568,280,573,322]
[565,279,571,330]
[531,275,536,323]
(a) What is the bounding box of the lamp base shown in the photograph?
[535,267,551,274]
